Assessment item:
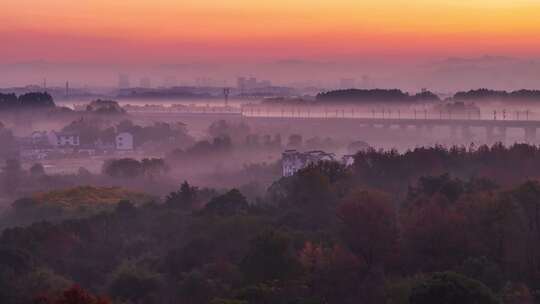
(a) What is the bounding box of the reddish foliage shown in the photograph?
[337,190,398,268]
[33,285,111,304]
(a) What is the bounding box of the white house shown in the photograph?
[116,132,134,151]
[342,155,355,167]
[281,150,336,177]
[282,150,357,177]
[52,131,80,147]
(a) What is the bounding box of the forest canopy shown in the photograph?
[1,144,540,303]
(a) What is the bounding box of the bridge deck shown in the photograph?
[244,116,540,128]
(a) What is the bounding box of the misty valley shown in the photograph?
[6,0,540,302]
[0,87,539,304]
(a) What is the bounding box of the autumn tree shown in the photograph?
[299,242,364,304]
[33,285,110,304]
[202,189,248,216]
[400,193,469,272]
[337,189,397,269]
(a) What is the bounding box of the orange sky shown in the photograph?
[2,0,540,63]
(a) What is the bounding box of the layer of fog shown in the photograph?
[1,97,540,219]
[2,55,540,92]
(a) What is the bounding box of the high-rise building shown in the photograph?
[246,77,257,90]
[237,77,246,91]
[237,76,270,93]
[118,74,130,89]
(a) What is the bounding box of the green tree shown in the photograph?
[115,200,137,217]
[409,272,501,304]
[108,262,161,303]
[177,270,213,304]
[30,163,46,177]
[141,158,168,180]
[166,181,199,209]
[102,158,142,178]
[240,231,301,283]
[0,247,34,303]
[19,92,55,108]
[203,189,248,216]
[3,158,22,196]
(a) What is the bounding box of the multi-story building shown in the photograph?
[116,132,134,151]
[281,150,357,177]
[281,150,336,177]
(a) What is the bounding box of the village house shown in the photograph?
[342,155,355,167]
[116,132,134,151]
[19,129,136,161]
[20,131,58,160]
[52,131,80,147]
[20,149,49,160]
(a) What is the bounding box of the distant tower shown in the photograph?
[237,77,246,96]
[43,78,47,90]
[223,88,230,107]
[65,81,70,98]
[118,74,130,89]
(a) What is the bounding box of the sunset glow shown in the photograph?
[2,0,540,63]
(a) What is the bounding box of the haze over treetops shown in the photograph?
[3,0,540,63]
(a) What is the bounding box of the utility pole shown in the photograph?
[223,88,230,108]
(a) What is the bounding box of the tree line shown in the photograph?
[316,89,441,103]
[0,92,55,110]
[4,144,540,303]
[453,89,540,102]
[315,88,540,103]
